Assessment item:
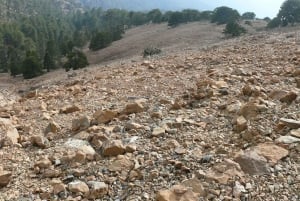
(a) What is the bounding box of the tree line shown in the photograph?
[1,0,297,79]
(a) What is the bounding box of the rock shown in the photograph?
[68,180,89,194]
[125,144,137,153]
[64,139,95,160]
[242,84,253,96]
[205,159,244,184]
[291,129,300,138]
[181,177,206,196]
[87,181,108,199]
[280,118,300,129]
[93,109,118,124]
[233,181,246,198]
[45,121,60,134]
[60,105,81,114]
[296,78,300,88]
[235,116,247,132]
[31,135,50,148]
[122,99,147,114]
[254,143,289,164]
[0,118,19,145]
[239,102,266,120]
[72,116,90,131]
[52,182,66,195]
[6,126,19,145]
[0,169,12,187]
[35,158,52,169]
[275,136,300,144]
[157,185,198,201]
[125,122,143,130]
[108,155,133,172]
[102,140,126,157]
[234,149,269,175]
[279,92,297,104]
[151,127,166,137]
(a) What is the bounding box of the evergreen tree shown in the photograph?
[63,49,89,71]
[89,32,112,51]
[22,51,42,79]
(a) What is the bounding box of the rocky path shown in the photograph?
[0,31,300,201]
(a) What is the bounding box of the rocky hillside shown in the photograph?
[0,29,300,200]
[0,0,82,20]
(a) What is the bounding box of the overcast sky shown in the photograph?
[208,0,285,18]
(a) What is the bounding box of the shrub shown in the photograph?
[143,47,161,57]
[63,49,89,71]
[22,51,43,79]
[244,20,252,26]
[223,22,246,37]
[211,6,240,25]
[242,12,256,20]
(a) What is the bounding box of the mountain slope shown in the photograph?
[79,0,211,11]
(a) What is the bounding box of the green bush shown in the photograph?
[211,6,240,25]
[223,22,246,37]
[143,47,162,57]
[22,51,43,79]
[63,50,89,71]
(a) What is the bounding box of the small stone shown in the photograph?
[68,180,89,194]
[235,116,248,132]
[45,121,60,134]
[279,92,297,104]
[35,158,52,169]
[93,110,118,124]
[296,78,300,88]
[122,99,147,115]
[275,136,300,144]
[72,116,90,131]
[52,183,66,194]
[280,118,300,129]
[157,185,198,201]
[60,105,81,114]
[102,140,126,157]
[181,177,206,196]
[87,181,108,199]
[151,127,165,137]
[125,144,137,153]
[291,129,300,138]
[205,159,244,184]
[108,155,133,172]
[233,181,246,198]
[174,147,187,155]
[0,169,12,187]
[31,135,49,148]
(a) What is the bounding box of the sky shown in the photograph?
[206,0,285,18]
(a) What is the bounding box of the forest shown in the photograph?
[1,0,298,79]
[0,0,216,78]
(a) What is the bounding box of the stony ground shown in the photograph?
[0,28,300,201]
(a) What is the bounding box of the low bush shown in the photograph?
[143,47,162,57]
